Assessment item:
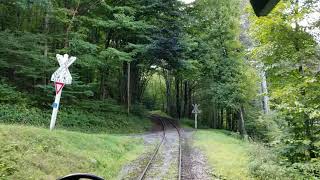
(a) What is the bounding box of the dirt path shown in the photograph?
[117,116,216,180]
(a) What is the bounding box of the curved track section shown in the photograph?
[138,115,181,180]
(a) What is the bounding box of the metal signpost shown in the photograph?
[50,54,76,131]
[192,104,201,129]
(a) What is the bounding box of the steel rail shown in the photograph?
[138,118,166,180]
[138,115,182,180]
[166,118,182,180]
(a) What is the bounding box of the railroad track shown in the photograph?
[138,115,181,180]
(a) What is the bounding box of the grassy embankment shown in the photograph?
[0,124,145,180]
[194,130,312,180]
[154,112,251,179]
[150,112,251,179]
[0,99,153,179]
[194,130,252,179]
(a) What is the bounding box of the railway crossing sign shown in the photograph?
[192,104,201,129]
[51,54,76,84]
[55,82,64,95]
[49,54,76,131]
[192,104,201,114]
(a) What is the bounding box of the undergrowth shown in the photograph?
[0,101,151,134]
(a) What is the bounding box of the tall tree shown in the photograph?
[250,0,320,161]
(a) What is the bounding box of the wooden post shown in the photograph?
[195,113,198,129]
[192,104,200,129]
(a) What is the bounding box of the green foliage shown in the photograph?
[248,1,320,178]
[180,118,194,128]
[0,83,28,104]
[185,0,258,130]
[1,0,319,178]
[0,102,151,134]
[0,0,166,108]
[245,110,282,142]
[249,145,320,179]
[249,145,302,180]
[0,104,45,126]
[250,0,320,163]
[143,73,166,110]
[291,160,320,178]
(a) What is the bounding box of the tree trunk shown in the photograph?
[44,12,49,58]
[44,11,49,85]
[119,63,127,103]
[158,74,166,112]
[175,77,181,119]
[217,108,221,129]
[238,106,247,137]
[226,108,232,130]
[98,30,112,100]
[183,81,188,117]
[261,70,270,114]
[220,109,224,129]
[99,70,105,99]
[127,61,131,115]
[232,110,238,132]
[164,70,171,115]
[180,80,183,118]
[213,106,217,129]
[188,84,192,118]
[64,1,80,48]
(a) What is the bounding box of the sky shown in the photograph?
[301,11,320,43]
[180,0,196,4]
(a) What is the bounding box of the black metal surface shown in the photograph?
[250,0,280,16]
[57,173,105,180]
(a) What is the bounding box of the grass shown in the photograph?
[180,118,194,128]
[194,130,252,180]
[148,110,171,118]
[0,124,145,180]
[149,110,195,129]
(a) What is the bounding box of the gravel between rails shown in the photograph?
[117,117,218,180]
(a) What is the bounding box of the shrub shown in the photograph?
[130,103,148,117]
[245,109,282,142]
[0,104,47,126]
[72,99,125,114]
[292,160,320,178]
[181,118,194,128]
[0,83,28,104]
[248,144,319,179]
[0,102,151,134]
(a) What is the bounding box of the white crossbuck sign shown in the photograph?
[51,54,76,84]
[192,104,201,129]
[192,104,201,114]
[50,54,76,131]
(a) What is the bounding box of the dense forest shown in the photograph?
[0,0,319,179]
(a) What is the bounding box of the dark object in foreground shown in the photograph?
[250,0,280,16]
[57,173,104,180]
